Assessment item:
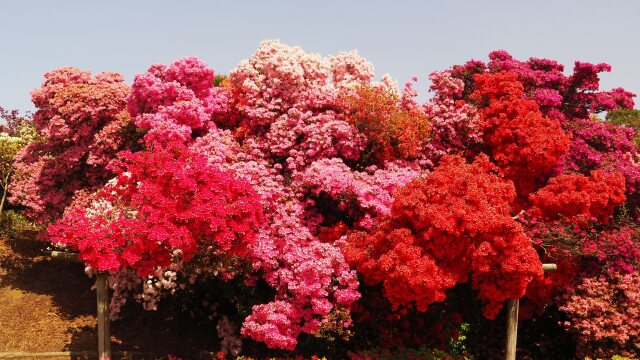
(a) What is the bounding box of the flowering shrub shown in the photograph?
[0,108,35,217]
[561,116,640,194]
[560,271,640,358]
[529,170,626,225]
[339,85,431,164]
[10,68,134,222]
[471,71,571,196]
[127,56,228,147]
[48,144,263,275]
[227,40,374,130]
[449,50,635,121]
[343,155,543,318]
[607,109,640,147]
[9,42,640,358]
[423,71,482,161]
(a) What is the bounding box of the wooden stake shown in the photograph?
[505,299,519,360]
[96,272,111,360]
[505,263,557,360]
[50,251,80,263]
[541,263,557,272]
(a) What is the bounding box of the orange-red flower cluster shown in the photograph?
[471,71,571,196]
[343,155,543,318]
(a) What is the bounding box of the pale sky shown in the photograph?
[1,0,638,113]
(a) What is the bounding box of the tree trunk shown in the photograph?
[0,183,7,219]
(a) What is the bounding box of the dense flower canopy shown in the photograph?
[8,40,640,357]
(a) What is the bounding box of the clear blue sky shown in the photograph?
[1,0,638,113]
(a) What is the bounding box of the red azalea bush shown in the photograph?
[48,144,263,276]
[343,155,543,318]
[471,71,571,197]
[529,170,626,225]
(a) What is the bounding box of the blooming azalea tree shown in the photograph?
[344,155,543,319]
[13,42,640,358]
[10,68,135,223]
[48,144,264,275]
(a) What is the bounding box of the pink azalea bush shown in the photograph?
[560,271,640,358]
[11,68,134,222]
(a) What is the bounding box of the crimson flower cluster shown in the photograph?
[529,170,626,225]
[48,144,263,276]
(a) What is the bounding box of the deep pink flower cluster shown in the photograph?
[48,144,263,276]
[560,116,640,193]
[127,56,228,146]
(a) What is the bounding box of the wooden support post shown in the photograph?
[50,251,112,359]
[96,272,111,360]
[50,251,80,263]
[505,299,519,360]
[505,263,557,360]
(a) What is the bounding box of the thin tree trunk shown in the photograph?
[0,182,7,219]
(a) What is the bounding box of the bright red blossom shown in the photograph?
[344,155,543,318]
[471,71,571,197]
[529,170,626,225]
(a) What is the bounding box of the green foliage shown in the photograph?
[449,323,470,355]
[214,74,228,87]
[0,119,36,216]
[0,210,41,240]
[606,109,640,147]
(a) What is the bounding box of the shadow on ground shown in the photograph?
[0,234,223,358]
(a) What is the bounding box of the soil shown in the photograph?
[0,233,221,359]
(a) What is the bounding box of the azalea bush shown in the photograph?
[9,40,640,358]
[10,69,136,223]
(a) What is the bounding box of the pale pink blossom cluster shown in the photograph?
[423,71,482,160]
[298,158,422,218]
[220,155,361,350]
[264,108,365,171]
[228,39,374,129]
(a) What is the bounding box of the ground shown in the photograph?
[0,232,220,359]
